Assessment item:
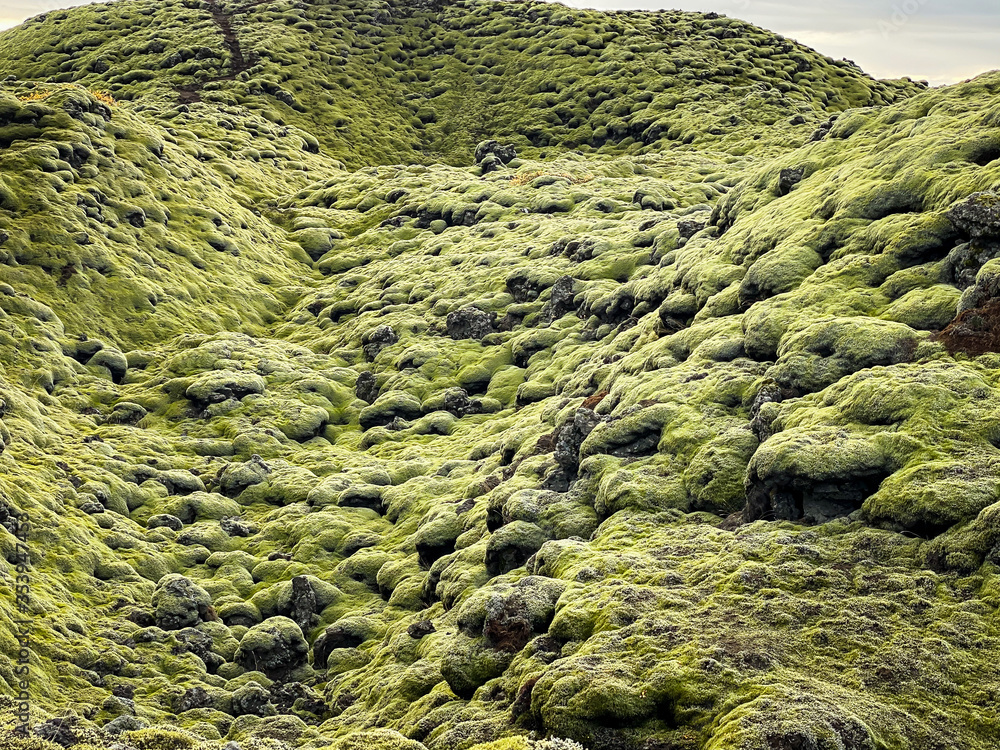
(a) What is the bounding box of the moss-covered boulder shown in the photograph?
[234,617,309,676]
[151,574,214,630]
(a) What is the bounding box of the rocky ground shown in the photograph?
[0,1,998,749]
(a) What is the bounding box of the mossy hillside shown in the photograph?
[0,82,346,357]
[0,0,999,748]
[0,0,922,167]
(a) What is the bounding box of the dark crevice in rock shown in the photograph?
[971,143,1000,167]
[416,536,456,569]
[312,623,366,670]
[553,407,604,477]
[338,486,385,515]
[745,469,892,524]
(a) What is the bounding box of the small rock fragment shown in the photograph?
[407,620,435,639]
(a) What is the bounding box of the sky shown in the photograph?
[0,0,997,86]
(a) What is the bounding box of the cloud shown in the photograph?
[779,11,999,85]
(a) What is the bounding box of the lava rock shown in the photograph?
[108,401,147,425]
[943,242,1000,290]
[810,122,832,141]
[676,219,706,240]
[33,718,78,747]
[407,620,436,639]
[312,618,372,669]
[745,435,891,524]
[173,627,221,669]
[151,574,214,630]
[474,139,516,165]
[481,577,566,653]
[355,371,378,404]
[749,381,784,442]
[125,209,146,228]
[186,370,266,405]
[289,575,318,632]
[541,275,578,325]
[173,686,212,713]
[485,521,550,577]
[447,306,496,340]
[777,166,806,196]
[506,269,551,302]
[126,608,155,627]
[0,501,21,535]
[947,192,1000,239]
[270,681,326,718]
[231,682,276,717]
[362,325,398,360]
[235,616,309,675]
[219,456,270,497]
[479,153,502,174]
[359,391,423,430]
[147,514,184,531]
[443,387,482,417]
[220,515,256,537]
[554,408,603,475]
[414,513,463,567]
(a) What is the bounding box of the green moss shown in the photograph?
[440,634,515,699]
[329,728,428,750]
[0,4,997,749]
[234,616,309,674]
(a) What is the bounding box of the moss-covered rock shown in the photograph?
[234,617,309,676]
[0,3,998,749]
[151,574,214,631]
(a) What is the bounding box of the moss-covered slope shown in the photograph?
[0,2,999,750]
[0,0,921,166]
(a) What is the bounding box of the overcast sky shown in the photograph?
[1,0,996,86]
